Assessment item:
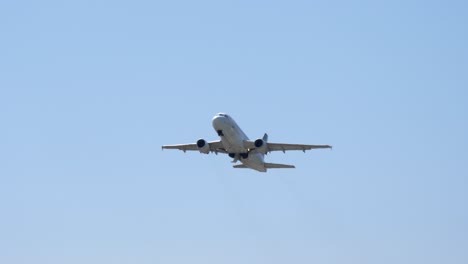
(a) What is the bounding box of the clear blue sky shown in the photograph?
[1,1,467,263]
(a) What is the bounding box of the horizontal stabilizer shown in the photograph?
[232,163,296,171]
[233,163,295,170]
[264,163,295,169]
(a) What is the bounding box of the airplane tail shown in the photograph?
[264,163,295,169]
[233,164,248,169]
[263,133,268,142]
[233,163,295,170]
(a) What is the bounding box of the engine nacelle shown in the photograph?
[196,139,210,154]
[254,138,268,154]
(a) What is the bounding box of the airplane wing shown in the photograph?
[243,140,332,153]
[162,140,227,153]
[267,143,332,153]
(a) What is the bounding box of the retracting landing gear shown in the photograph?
[229,153,248,163]
[229,153,239,163]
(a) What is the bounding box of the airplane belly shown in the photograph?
[241,153,266,172]
[220,125,246,153]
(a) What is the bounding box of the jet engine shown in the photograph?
[254,138,268,154]
[196,139,210,154]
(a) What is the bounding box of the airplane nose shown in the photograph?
[212,114,229,128]
[212,115,227,136]
[212,115,223,127]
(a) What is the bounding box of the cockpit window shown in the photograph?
[218,113,229,118]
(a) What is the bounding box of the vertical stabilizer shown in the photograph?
[263,133,268,142]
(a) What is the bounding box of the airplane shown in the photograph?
[162,113,332,172]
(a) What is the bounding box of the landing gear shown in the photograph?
[229,153,248,163]
[229,153,239,163]
[217,130,224,136]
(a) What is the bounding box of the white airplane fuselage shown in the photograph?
[212,114,266,172]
